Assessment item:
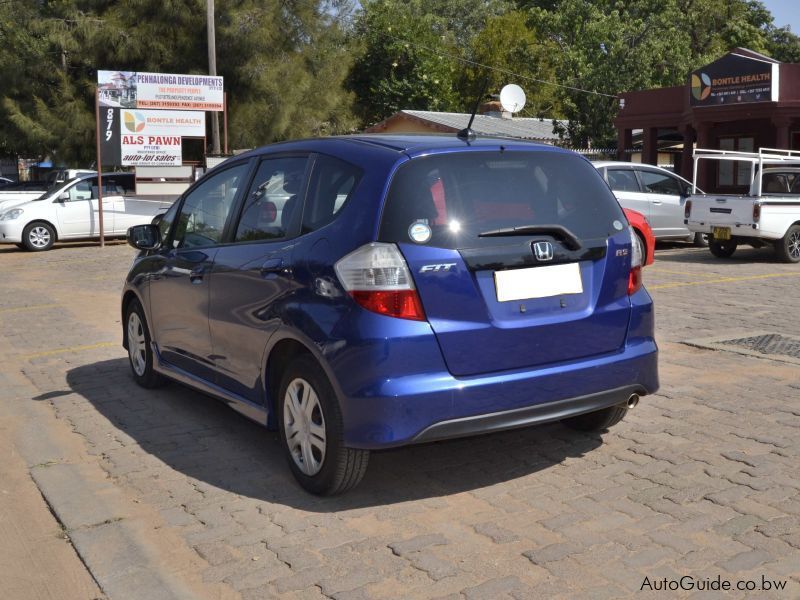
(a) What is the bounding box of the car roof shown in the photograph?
[593,161,673,171]
[234,134,572,162]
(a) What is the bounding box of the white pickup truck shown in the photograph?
[685,148,800,263]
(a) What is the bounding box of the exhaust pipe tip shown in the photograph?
[625,393,639,409]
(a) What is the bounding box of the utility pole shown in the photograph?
[207,0,221,154]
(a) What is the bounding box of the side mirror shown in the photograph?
[151,212,165,226]
[127,224,161,251]
[55,192,69,203]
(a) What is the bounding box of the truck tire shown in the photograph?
[709,240,737,258]
[693,232,709,247]
[775,224,800,263]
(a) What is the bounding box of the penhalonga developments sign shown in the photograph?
[690,52,779,107]
[98,70,224,111]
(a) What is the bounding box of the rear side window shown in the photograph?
[379,151,624,249]
[606,169,640,193]
[302,155,362,233]
[234,157,309,242]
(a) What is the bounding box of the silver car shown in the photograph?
[594,161,707,246]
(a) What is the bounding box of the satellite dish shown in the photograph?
[499,84,526,114]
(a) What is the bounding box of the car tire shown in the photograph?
[708,239,737,258]
[22,221,55,251]
[562,405,628,432]
[775,224,800,263]
[693,232,709,247]
[125,299,166,388]
[278,355,369,495]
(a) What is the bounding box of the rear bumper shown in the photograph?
[412,384,643,443]
[686,219,782,240]
[339,338,658,449]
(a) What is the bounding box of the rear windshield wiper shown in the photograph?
[478,224,582,250]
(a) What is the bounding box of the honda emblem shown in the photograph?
[533,241,554,261]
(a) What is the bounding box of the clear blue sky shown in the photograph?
[762,0,800,32]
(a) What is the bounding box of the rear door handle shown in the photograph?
[260,258,284,278]
[189,266,206,284]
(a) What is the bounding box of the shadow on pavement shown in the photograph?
[0,240,127,255]
[66,358,603,511]
[653,242,781,265]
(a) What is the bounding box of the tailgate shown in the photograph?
[689,195,756,227]
[400,237,631,376]
[378,148,633,377]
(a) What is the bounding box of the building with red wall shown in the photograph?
[615,48,800,192]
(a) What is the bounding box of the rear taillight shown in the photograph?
[334,243,426,321]
[684,200,692,219]
[628,227,643,295]
[753,202,761,222]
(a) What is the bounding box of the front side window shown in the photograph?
[606,169,640,193]
[638,170,682,195]
[234,157,309,242]
[379,151,624,249]
[173,164,248,248]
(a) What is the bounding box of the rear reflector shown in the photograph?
[753,202,761,222]
[684,200,692,219]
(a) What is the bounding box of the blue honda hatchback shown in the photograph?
[122,134,658,494]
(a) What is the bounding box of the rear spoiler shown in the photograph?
[692,147,800,195]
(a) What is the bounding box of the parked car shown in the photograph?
[122,135,659,495]
[686,148,800,262]
[0,176,14,188]
[594,161,707,246]
[0,173,174,251]
[624,208,655,266]
[45,168,97,186]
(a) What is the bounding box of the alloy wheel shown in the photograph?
[283,378,327,476]
[28,226,51,249]
[789,230,800,260]
[127,311,147,376]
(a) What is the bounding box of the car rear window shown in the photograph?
[379,151,625,249]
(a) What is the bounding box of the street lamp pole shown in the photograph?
[207,0,221,155]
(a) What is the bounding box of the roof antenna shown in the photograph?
[458,78,489,142]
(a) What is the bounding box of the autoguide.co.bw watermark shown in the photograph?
[640,574,788,592]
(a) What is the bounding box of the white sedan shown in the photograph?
[0,173,175,251]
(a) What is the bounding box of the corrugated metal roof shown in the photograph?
[400,110,566,141]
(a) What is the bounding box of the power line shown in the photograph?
[380,31,619,100]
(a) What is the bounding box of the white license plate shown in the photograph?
[494,263,583,302]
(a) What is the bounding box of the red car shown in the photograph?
[624,208,655,266]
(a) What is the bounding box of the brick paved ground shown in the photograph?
[0,241,798,598]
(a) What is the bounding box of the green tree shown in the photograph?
[0,0,359,162]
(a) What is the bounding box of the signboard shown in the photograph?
[120,109,206,137]
[690,52,779,107]
[121,135,182,166]
[98,70,224,111]
[119,110,205,166]
[100,107,121,166]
